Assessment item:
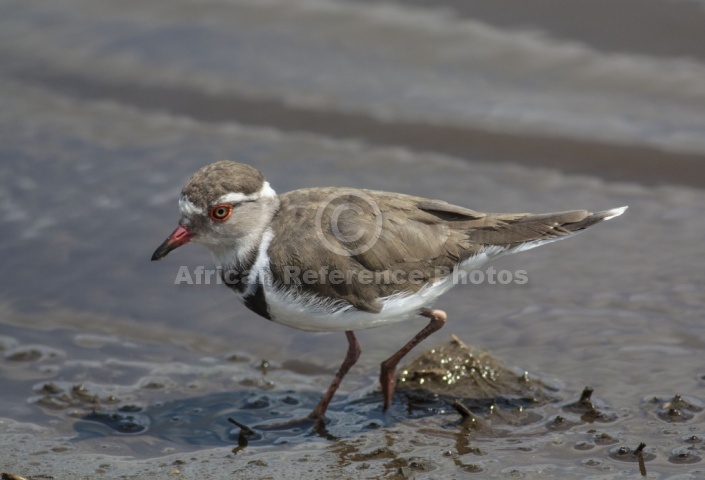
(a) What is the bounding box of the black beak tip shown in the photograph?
[151,239,171,261]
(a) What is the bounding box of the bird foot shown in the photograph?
[379,308,447,411]
[229,413,336,440]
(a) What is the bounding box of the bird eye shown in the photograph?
[209,204,233,222]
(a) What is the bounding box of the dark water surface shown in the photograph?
[1,0,705,478]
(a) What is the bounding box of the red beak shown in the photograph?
[151,225,194,261]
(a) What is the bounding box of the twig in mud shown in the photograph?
[451,400,487,431]
[635,442,647,476]
[579,386,594,405]
[452,400,472,419]
[228,417,255,449]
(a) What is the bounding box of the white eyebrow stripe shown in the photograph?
[216,181,277,204]
[179,196,204,216]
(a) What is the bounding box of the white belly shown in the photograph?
[261,274,457,332]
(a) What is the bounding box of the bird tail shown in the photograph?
[468,206,628,256]
[555,205,628,233]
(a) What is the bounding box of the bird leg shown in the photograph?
[309,331,361,428]
[379,308,447,410]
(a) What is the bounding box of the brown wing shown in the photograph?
[268,188,612,312]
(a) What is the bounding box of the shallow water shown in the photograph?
[1,0,705,478]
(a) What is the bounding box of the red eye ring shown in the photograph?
[209,204,233,222]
